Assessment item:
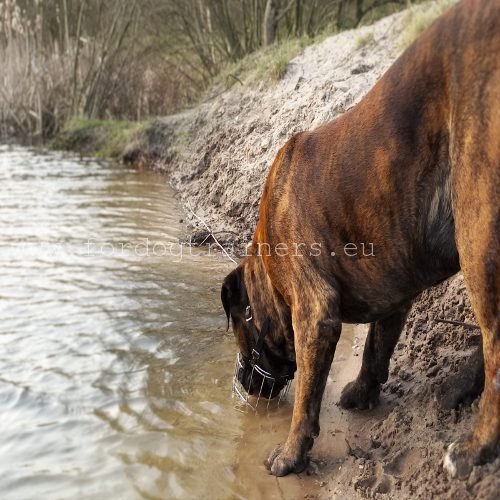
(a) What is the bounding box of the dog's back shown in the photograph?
[257,0,499,322]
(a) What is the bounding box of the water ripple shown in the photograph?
[0,146,249,499]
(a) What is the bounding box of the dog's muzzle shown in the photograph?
[231,352,293,411]
[231,305,294,411]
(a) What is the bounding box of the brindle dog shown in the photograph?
[221,0,499,479]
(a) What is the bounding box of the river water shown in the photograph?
[0,146,359,499]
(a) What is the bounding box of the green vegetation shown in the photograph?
[399,0,456,49]
[356,31,375,49]
[215,36,312,88]
[52,118,145,159]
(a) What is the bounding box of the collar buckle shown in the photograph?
[245,305,253,322]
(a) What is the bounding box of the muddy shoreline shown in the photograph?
[50,2,498,498]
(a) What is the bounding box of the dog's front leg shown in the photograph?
[265,292,341,476]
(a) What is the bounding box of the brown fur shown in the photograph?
[222,0,499,478]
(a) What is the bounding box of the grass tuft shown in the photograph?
[356,31,375,49]
[52,118,145,159]
[399,0,456,49]
[214,36,312,89]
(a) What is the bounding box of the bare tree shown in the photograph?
[263,0,277,45]
[0,0,420,138]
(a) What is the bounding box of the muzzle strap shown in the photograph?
[244,306,295,380]
[247,311,270,361]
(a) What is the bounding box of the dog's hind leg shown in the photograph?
[443,219,500,478]
[444,92,500,478]
[265,284,342,477]
[340,304,411,410]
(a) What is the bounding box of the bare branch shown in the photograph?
[433,318,480,330]
[186,202,238,265]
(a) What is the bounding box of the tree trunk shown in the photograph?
[336,0,344,30]
[262,0,277,46]
[295,0,302,36]
[356,0,364,25]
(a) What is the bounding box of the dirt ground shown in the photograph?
[321,274,500,499]
[124,1,499,498]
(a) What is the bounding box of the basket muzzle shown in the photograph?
[231,351,292,411]
[230,305,295,412]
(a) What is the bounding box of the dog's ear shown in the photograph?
[221,266,244,330]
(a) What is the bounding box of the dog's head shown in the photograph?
[221,258,296,399]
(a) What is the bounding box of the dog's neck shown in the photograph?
[242,252,294,351]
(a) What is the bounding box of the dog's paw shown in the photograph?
[443,441,474,479]
[264,443,309,477]
[444,437,500,480]
[340,379,380,410]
